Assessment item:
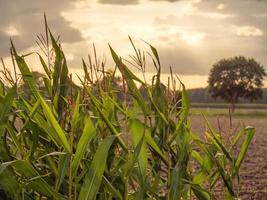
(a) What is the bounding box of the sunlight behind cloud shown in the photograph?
[180,32,205,46]
[235,26,263,37]
[217,3,225,10]
[61,0,197,54]
[5,25,20,37]
[1,0,266,89]
[59,0,267,88]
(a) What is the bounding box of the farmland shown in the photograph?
[190,114,267,199]
[190,104,267,118]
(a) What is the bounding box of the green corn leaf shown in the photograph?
[109,45,150,115]
[192,150,203,166]
[21,99,60,144]
[203,115,233,162]
[0,86,16,160]
[147,43,161,68]
[144,128,164,158]
[190,183,211,200]
[168,84,189,145]
[43,77,53,98]
[39,97,71,153]
[20,98,41,131]
[109,45,143,84]
[234,126,255,176]
[0,86,16,125]
[55,154,70,191]
[0,160,64,200]
[102,176,123,200]
[49,30,63,96]
[10,41,39,98]
[78,136,115,200]
[5,123,23,152]
[38,54,51,79]
[71,117,96,177]
[86,89,127,151]
[229,127,244,152]
[58,57,69,118]
[210,171,220,189]
[82,59,92,83]
[131,119,167,165]
[169,163,184,200]
[0,168,20,199]
[46,156,59,177]
[192,171,207,185]
[49,30,69,119]
[71,92,80,135]
[204,145,235,197]
[205,131,233,162]
[123,130,146,178]
[147,89,169,125]
[129,119,148,177]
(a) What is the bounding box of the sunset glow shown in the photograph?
[0,0,266,88]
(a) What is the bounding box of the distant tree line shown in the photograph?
[188,87,267,104]
[15,70,266,105]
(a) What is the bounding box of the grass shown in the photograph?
[191,102,267,109]
[190,107,267,118]
[0,18,255,200]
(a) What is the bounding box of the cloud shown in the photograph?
[150,0,202,3]
[154,33,267,75]
[4,25,20,37]
[98,0,139,5]
[0,0,83,57]
[235,26,263,36]
[191,0,267,36]
[191,11,234,19]
[150,0,180,2]
[253,13,267,18]
[160,52,205,75]
[179,32,206,45]
[1,0,267,80]
[146,45,209,75]
[217,3,226,10]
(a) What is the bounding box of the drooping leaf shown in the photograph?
[39,97,71,153]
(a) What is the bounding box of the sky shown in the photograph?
[0,0,267,88]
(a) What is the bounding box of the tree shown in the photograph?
[208,56,266,112]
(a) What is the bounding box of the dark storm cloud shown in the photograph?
[98,0,139,5]
[0,0,83,57]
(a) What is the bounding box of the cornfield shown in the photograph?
[0,19,254,200]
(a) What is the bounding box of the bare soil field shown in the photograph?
[190,116,267,199]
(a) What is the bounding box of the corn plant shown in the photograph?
[0,19,255,200]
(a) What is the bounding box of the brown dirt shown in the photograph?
[190,116,267,200]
